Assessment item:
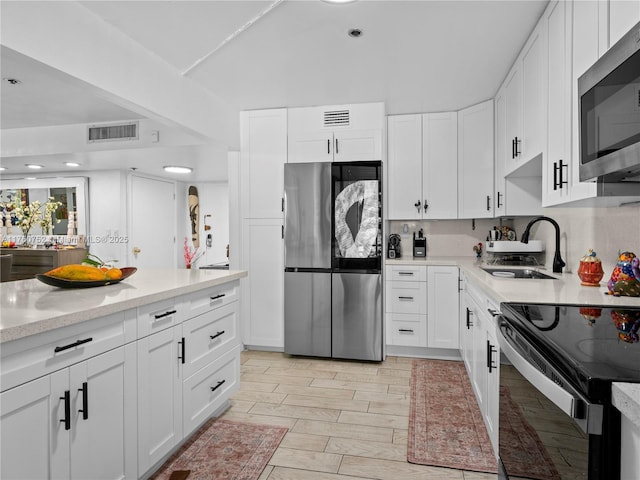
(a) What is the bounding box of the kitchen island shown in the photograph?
[0,268,247,480]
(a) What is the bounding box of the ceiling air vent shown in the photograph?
[87,121,139,143]
[323,109,349,127]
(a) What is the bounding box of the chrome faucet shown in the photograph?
[521,216,566,273]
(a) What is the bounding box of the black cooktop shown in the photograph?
[501,303,640,402]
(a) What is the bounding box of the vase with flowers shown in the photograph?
[40,197,63,236]
[0,195,62,246]
[183,237,202,269]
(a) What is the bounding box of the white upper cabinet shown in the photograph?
[240,108,288,218]
[608,0,640,48]
[423,112,458,219]
[288,103,384,163]
[387,112,457,220]
[501,20,547,177]
[458,100,495,219]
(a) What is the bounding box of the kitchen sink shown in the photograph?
[481,267,556,280]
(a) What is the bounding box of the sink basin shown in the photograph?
[481,267,556,280]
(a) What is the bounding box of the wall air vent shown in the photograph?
[323,110,350,127]
[87,121,139,143]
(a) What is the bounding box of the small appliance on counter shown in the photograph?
[387,233,402,259]
[413,229,426,257]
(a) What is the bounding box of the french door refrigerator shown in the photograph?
[284,161,383,361]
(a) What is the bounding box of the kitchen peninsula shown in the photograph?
[0,268,247,479]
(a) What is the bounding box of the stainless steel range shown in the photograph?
[497,303,640,480]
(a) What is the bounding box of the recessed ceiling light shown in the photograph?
[163,166,193,174]
[25,164,44,169]
[348,28,363,38]
[0,167,6,171]
[65,162,81,167]
[3,77,21,85]
[24,177,37,180]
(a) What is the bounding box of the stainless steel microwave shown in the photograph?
[578,20,640,182]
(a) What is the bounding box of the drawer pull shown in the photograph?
[154,310,177,320]
[60,390,71,431]
[210,379,226,393]
[398,296,414,300]
[398,272,414,276]
[399,328,414,333]
[178,337,186,364]
[78,382,88,420]
[487,308,500,317]
[54,337,93,353]
[210,330,226,340]
[210,293,226,301]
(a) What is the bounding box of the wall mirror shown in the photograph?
[0,177,88,236]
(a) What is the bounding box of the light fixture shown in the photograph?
[3,77,21,85]
[25,164,44,169]
[24,177,37,180]
[348,28,363,38]
[163,166,193,174]
[0,167,6,171]
[65,162,81,167]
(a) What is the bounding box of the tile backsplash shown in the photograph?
[388,205,640,276]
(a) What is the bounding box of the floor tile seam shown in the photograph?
[249,401,344,421]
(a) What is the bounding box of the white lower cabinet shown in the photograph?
[385,264,459,351]
[460,275,500,455]
[0,280,241,480]
[1,344,137,480]
[137,325,183,476]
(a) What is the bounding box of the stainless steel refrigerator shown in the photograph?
[284,161,382,361]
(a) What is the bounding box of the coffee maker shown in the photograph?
[413,229,426,257]
[388,234,402,259]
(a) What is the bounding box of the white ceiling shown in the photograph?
[0,0,549,180]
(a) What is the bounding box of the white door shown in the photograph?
[130,175,176,268]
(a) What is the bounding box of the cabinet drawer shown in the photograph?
[385,282,427,314]
[179,281,239,320]
[385,265,427,282]
[387,314,427,347]
[1,312,127,392]
[138,298,180,338]
[182,303,240,379]
[183,345,241,435]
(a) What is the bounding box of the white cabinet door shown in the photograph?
[520,24,547,163]
[459,290,475,374]
[503,66,522,175]
[288,130,334,163]
[241,219,284,348]
[334,129,382,162]
[608,0,640,47]
[423,112,458,219]
[1,375,65,480]
[458,100,494,219]
[70,345,136,480]
[494,90,507,216]
[485,324,500,455]
[427,266,459,350]
[544,0,573,205]
[387,114,423,220]
[137,326,183,476]
[240,108,288,218]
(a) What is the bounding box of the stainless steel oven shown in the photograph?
[496,303,640,480]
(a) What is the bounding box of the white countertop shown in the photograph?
[612,383,640,429]
[387,256,640,308]
[0,268,247,343]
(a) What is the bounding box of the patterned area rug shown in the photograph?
[148,419,288,480]
[408,359,560,479]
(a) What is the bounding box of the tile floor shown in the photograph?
[220,350,497,480]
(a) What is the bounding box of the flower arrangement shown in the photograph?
[1,194,62,245]
[183,237,203,268]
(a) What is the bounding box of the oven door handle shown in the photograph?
[497,321,603,435]
[497,329,575,415]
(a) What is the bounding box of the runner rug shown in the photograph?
[408,359,560,479]
[148,418,288,480]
